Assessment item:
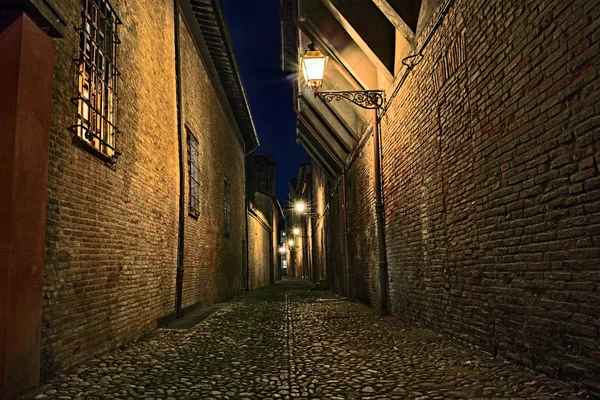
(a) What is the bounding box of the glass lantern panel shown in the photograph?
[302,56,327,85]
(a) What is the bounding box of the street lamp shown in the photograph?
[293,227,300,235]
[301,43,384,110]
[288,239,294,247]
[302,43,328,92]
[293,201,320,218]
[294,202,306,213]
[301,43,389,315]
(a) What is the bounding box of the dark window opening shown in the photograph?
[72,0,121,162]
[187,131,200,218]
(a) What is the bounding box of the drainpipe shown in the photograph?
[373,109,389,315]
[269,209,275,284]
[245,193,250,291]
[303,215,308,280]
[245,212,250,290]
[174,0,185,319]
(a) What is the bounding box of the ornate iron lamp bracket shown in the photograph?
[316,90,385,110]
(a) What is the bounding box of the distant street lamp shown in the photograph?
[279,246,286,254]
[293,227,300,235]
[288,239,294,247]
[293,201,320,218]
[294,202,306,213]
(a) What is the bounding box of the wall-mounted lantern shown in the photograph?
[301,43,328,93]
[294,202,306,213]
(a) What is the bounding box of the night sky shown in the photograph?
[220,0,307,205]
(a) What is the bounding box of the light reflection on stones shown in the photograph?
[27,281,591,399]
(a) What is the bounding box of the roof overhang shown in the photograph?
[297,96,348,163]
[280,0,442,178]
[180,0,260,153]
[296,118,341,182]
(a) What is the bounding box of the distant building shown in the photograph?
[279,225,288,276]
[255,155,277,198]
[285,164,312,280]
[247,155,284,288]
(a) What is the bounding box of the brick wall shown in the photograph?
[309,159,328,283]
[248,203,271,289]
[306,0,599,389]
[328,183,350,296]
[378,0,600,390]
[253,192,274,221]
[42,0,247,373]
[308,160,352,296]
[346,137,380,307]
[272,209,281,282]
[285,208,304,278]
[294,233,306,279]
[179,13,246,309]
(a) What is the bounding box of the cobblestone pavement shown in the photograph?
[27,280,592,399]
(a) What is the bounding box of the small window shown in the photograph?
[72,0,121,162]
[224,179,231,237]
[187,131,200,218]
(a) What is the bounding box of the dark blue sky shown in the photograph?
[220,0,307,205]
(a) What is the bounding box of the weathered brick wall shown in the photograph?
[380,0,600,390]
[251,192,279,282]
[309,159,328,283]
[272,210,280,282]
[42,0,247,373]
[44,0,179,372]
[286,209,304,278]
[346,137,380,307]
[179,14,246,309]
[248,204,271,289]
[294,233,306,279]
[328,183,350,296]
[253,192,274,221]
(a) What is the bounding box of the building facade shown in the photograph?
[285,164,314,280]
[0,0,259,397]
[247,155,284,289]
[281,0,600,393]
[255,155,277,198]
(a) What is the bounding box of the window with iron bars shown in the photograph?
[187,131,200,218]
[224,179,231,237]
[72,0,121,162]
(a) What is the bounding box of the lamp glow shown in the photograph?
[288,239,294,246]
[293,228,300,235]
[279,246,286,254]
[295,202,306,213]
[301,43,327,93]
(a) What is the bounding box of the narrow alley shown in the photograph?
[2,0,599,398]
[27,280,589,400]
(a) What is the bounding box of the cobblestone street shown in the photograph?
[27,280,591,400]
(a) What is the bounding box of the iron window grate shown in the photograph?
[70,0,121,163]
[187,131,200,218]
